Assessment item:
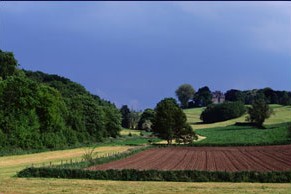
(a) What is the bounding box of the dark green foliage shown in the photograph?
[200,102,246,123]
[247,98,274,128]
[18,167,291,183]
[262,87,279,104]
[120,105,131,128]
[175,123,198,144]
[0,50,19,80]
[0,50,122,151]
[225,88,291,106]
[24,70,89,98]
[36,85,67,133]
[137,108,156,130]
[225,89,245,102]
[193,86,213,107]
[153,98,196,144]
[279,91,291,105]
[102,106,122,138]
[0,76,43,149]
[72,95,106,141]
[175,84,195,108]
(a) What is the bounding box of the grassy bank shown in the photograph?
[184,105,291,145]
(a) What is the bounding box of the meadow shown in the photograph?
[185,105,291,145]
[1,150,291,194]
[0,104,291,193]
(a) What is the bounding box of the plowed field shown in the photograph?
[87,145,291,172]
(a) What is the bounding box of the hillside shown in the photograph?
[0,50,122,151]
[184,105,291,145]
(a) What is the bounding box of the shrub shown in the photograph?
[200,102,246,123]
[17,168,291,183]
[246,98,273,128]
[82,146,97,165]
[288,123,291,139]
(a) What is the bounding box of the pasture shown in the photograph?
[185,105,291,145]
[185,105,291,129]
[1,104,291,193]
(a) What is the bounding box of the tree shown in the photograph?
[137,108,156,130]
[128,110,140,129]
[262,87,278,104]
[120,105,131,128]
[246,98,273,128]
[225,89,245,102]
[102,106,122,138]
[0,51,123,150]
[279,92,291,105]
[0,50,19,80]
[243,90,258,104]
[152,98,196,144]
[175,84,195,108]
[72,95,106,141]
[193,86,213,107]
[175,123,197,144]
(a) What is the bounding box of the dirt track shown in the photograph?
[87,145,291,172]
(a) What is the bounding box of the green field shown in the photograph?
[184,105,291,145]
[1,147,291,194]
[1,104,291,193]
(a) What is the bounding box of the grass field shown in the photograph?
[1,153,291,194]
[184,105,291,129]
[1,178,290,194]
[1,104,291,193]
[184,105,291,145]
[1,139,290,194]
[120,128,142,136]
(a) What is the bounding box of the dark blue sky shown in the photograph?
[1,2,290,110]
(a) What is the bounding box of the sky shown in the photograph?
[1,2,291,110]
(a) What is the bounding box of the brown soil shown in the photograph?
[87,145,291,172]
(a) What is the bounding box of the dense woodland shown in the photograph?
[0,50,122,150]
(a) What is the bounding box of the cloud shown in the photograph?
[175,1,291,55]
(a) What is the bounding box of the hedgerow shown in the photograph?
[17,167,291,183]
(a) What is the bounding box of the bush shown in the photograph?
[246,98,273,128]
[200,102,246,123]
[17,168,291,183]
[288,123,291,139]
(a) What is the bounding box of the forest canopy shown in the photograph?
[0,50,121,150]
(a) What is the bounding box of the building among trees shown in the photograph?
[212,91,225,104]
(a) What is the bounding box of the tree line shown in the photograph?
[175,84,291,109]
[0,50,122,150]
[119,82,289,144]
[175,84,278,128]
